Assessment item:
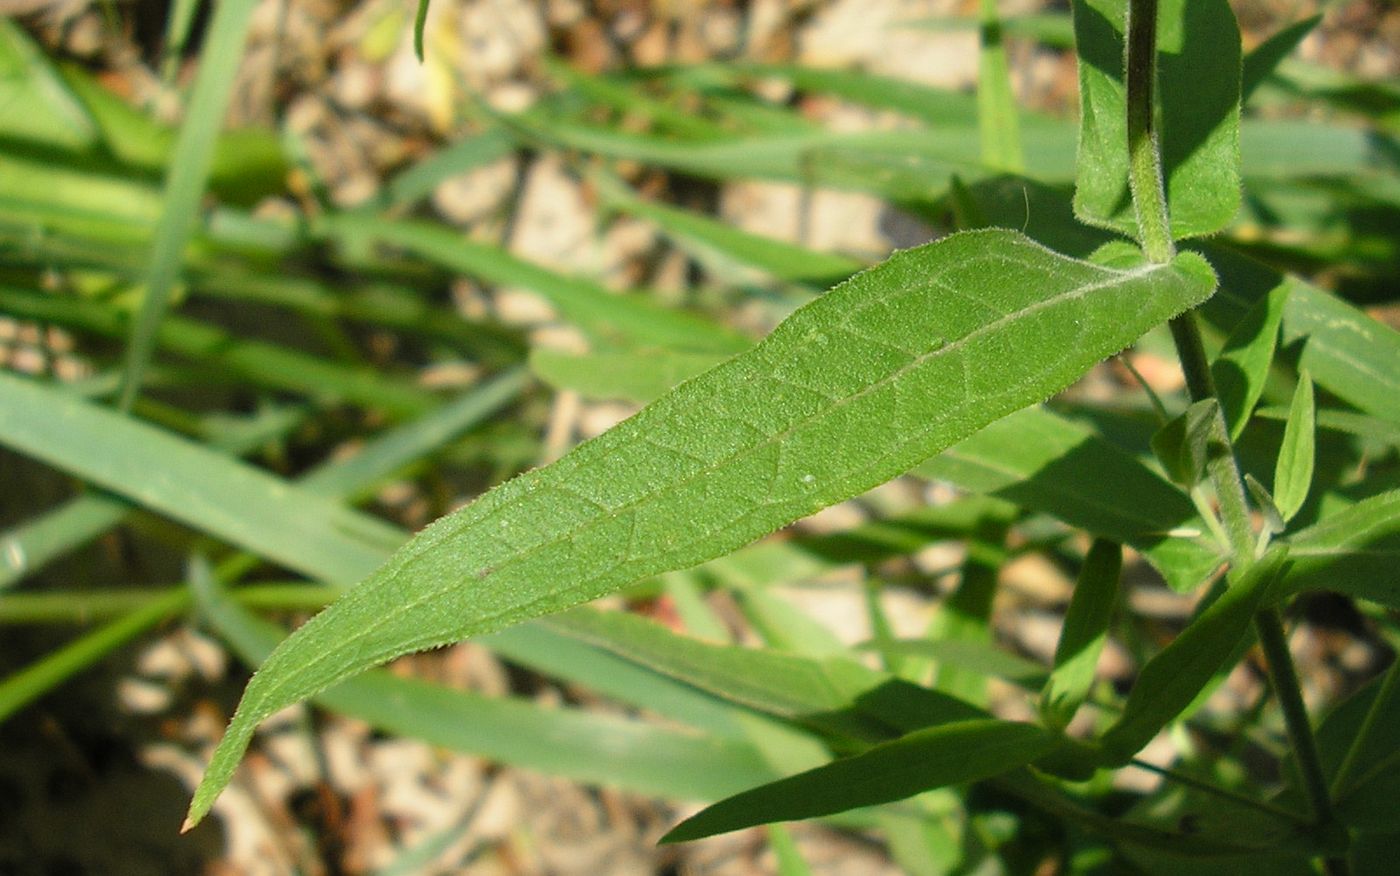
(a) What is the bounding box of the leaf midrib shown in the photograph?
[245,241,1173,714]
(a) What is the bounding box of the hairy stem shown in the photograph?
[1121,0,1342,864]
[1124,0,1174,264]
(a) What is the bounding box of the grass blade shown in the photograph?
[0,371,414,582]
[192,571,777,805]
[0,286,441,418]
[118,0,262,409]
[976,0,1025,171]
[321,213,748,353]
[0,590,187,722]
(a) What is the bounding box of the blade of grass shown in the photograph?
[0,371,428,581]
[977,0,1025,171]
[319,213,750,354]
[0,369,524,719]
[0,286,442,418]
[590,170,863,285]
[118,0,262,410]
[191,568,779,804]
[0,589,187,722]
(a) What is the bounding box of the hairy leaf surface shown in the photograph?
[186,229,1215,826]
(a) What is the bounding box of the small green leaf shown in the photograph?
[1244,474,1285,536]
[1280,490,1400,608]
[185,229,1215,828]
[661,719,1056,842]
[1151,399,1222,487]
[1307,662,1400,831]
[1212,283,1288,440]
[1274,373,1315,523]
[1100,548,1289,762]
[1071,0,1242,238]
[1041,539,1121,729]
[1202,252,1400,427]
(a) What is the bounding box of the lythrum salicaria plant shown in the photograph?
[175,1,1399,871]
[2,0,1391,871]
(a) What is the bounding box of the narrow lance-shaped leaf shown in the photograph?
[662,719,1058,843]
[1212,283,1288,440]
[1041,539,1122,729]
[1100,548,1289,762]
[119,0,263,409]
[1241,15,1323,103]
[1279,490,1400,608]
[1274,372,1315,523]
[185,229,1216,828]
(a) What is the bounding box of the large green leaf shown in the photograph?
[534,345,1220,590]
[1071,0,1242,238]
[185,228,1215,827]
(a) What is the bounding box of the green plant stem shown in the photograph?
[1254,609,1336,828]
[1124,0,1174,264]
[1122,0,1341,863]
